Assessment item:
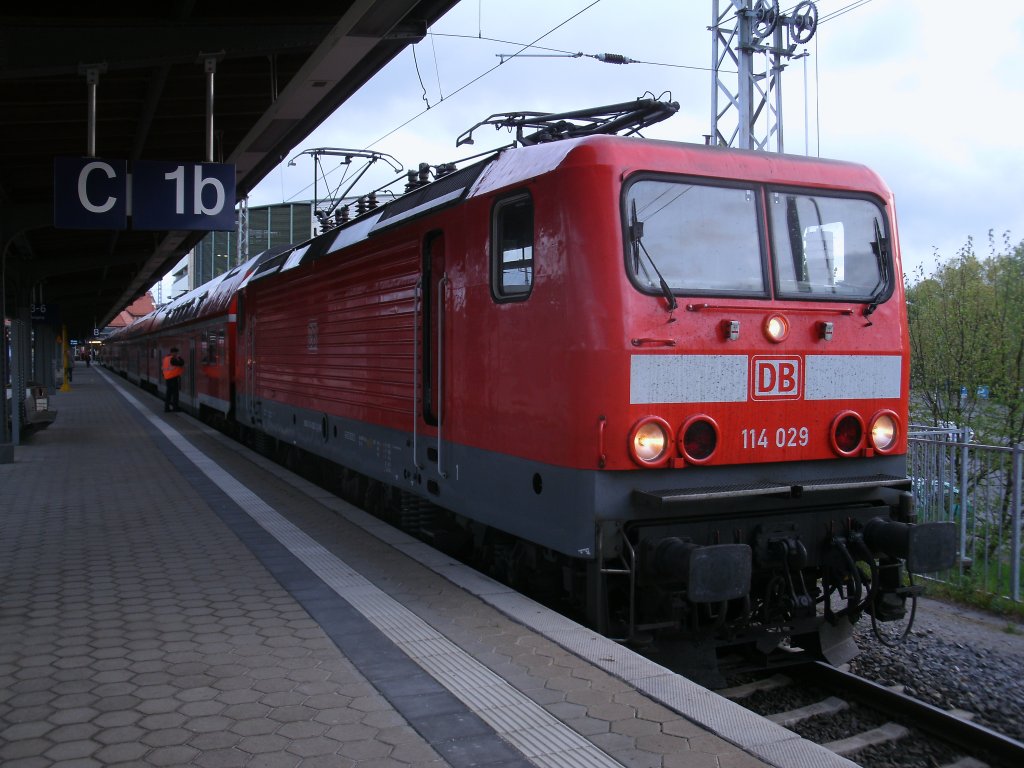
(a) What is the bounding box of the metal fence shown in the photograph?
[908,426,1023,602]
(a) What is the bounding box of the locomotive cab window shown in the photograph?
[492,194,534,300]
[623,178,766,296]
[769,191,891,303]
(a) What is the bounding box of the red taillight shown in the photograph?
[831,411,865,456]
[678,416,719,464]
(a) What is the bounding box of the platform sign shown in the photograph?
[30,303,58,324]
[132,160,235,231]
[53,156,235,231]
[53,157,128,229]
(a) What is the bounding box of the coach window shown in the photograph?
[769,191,890,303]
[624,178,765,296]
[492,193,534,300]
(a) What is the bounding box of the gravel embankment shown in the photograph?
[848,596,1024,743]
[738,597,1023,767]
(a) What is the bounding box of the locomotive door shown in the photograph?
[244,315,259,425]
[420,231,448,477]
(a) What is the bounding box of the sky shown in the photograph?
[245,0,1024,284]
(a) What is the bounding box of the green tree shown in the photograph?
[908,232,1024,574]
[907,231,1024,446]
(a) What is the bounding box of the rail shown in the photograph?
[795,662,1024,766]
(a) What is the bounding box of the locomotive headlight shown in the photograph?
[764,314,790,343]
[678,415,719,464]
[629,417,672,467]
[870,411,900,453]
[830,410,865,456]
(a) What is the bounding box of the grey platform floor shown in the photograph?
[0,365,849,768]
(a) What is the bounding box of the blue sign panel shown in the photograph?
[132,161,236,231]
[53,157,236,231]
[53,157,128,229]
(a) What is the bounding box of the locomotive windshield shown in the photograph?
[768,190,886,300]
[626,180,765,295]
[624,178,890,302]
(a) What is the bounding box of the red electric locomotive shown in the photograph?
[107,99,955,678]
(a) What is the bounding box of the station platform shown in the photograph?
[0,365,854,768]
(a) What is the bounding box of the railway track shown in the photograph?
[719,661,1024,768]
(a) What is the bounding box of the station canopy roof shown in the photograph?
[0,3,457,339]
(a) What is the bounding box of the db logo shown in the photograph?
[751,356,802,400]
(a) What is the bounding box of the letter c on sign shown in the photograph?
[78,161,117,213]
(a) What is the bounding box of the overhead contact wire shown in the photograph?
[366,0,604,149]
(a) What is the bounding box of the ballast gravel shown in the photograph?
[848,595,1024,743]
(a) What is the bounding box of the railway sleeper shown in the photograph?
[767,695,848,727]
[823,721,910,756]
[718,673,792,699]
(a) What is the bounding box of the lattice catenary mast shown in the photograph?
[710,0,818,152]
[236,196,248,267]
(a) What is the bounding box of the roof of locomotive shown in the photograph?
[107,134,893,338]
[468,134,893,199]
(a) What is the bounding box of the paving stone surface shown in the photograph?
[0,370,448,767]
[1,366,771,768]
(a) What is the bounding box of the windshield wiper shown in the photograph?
[630,200,677,313]
[864,217,890,320]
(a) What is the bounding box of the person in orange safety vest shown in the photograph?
[162,347,185,412]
